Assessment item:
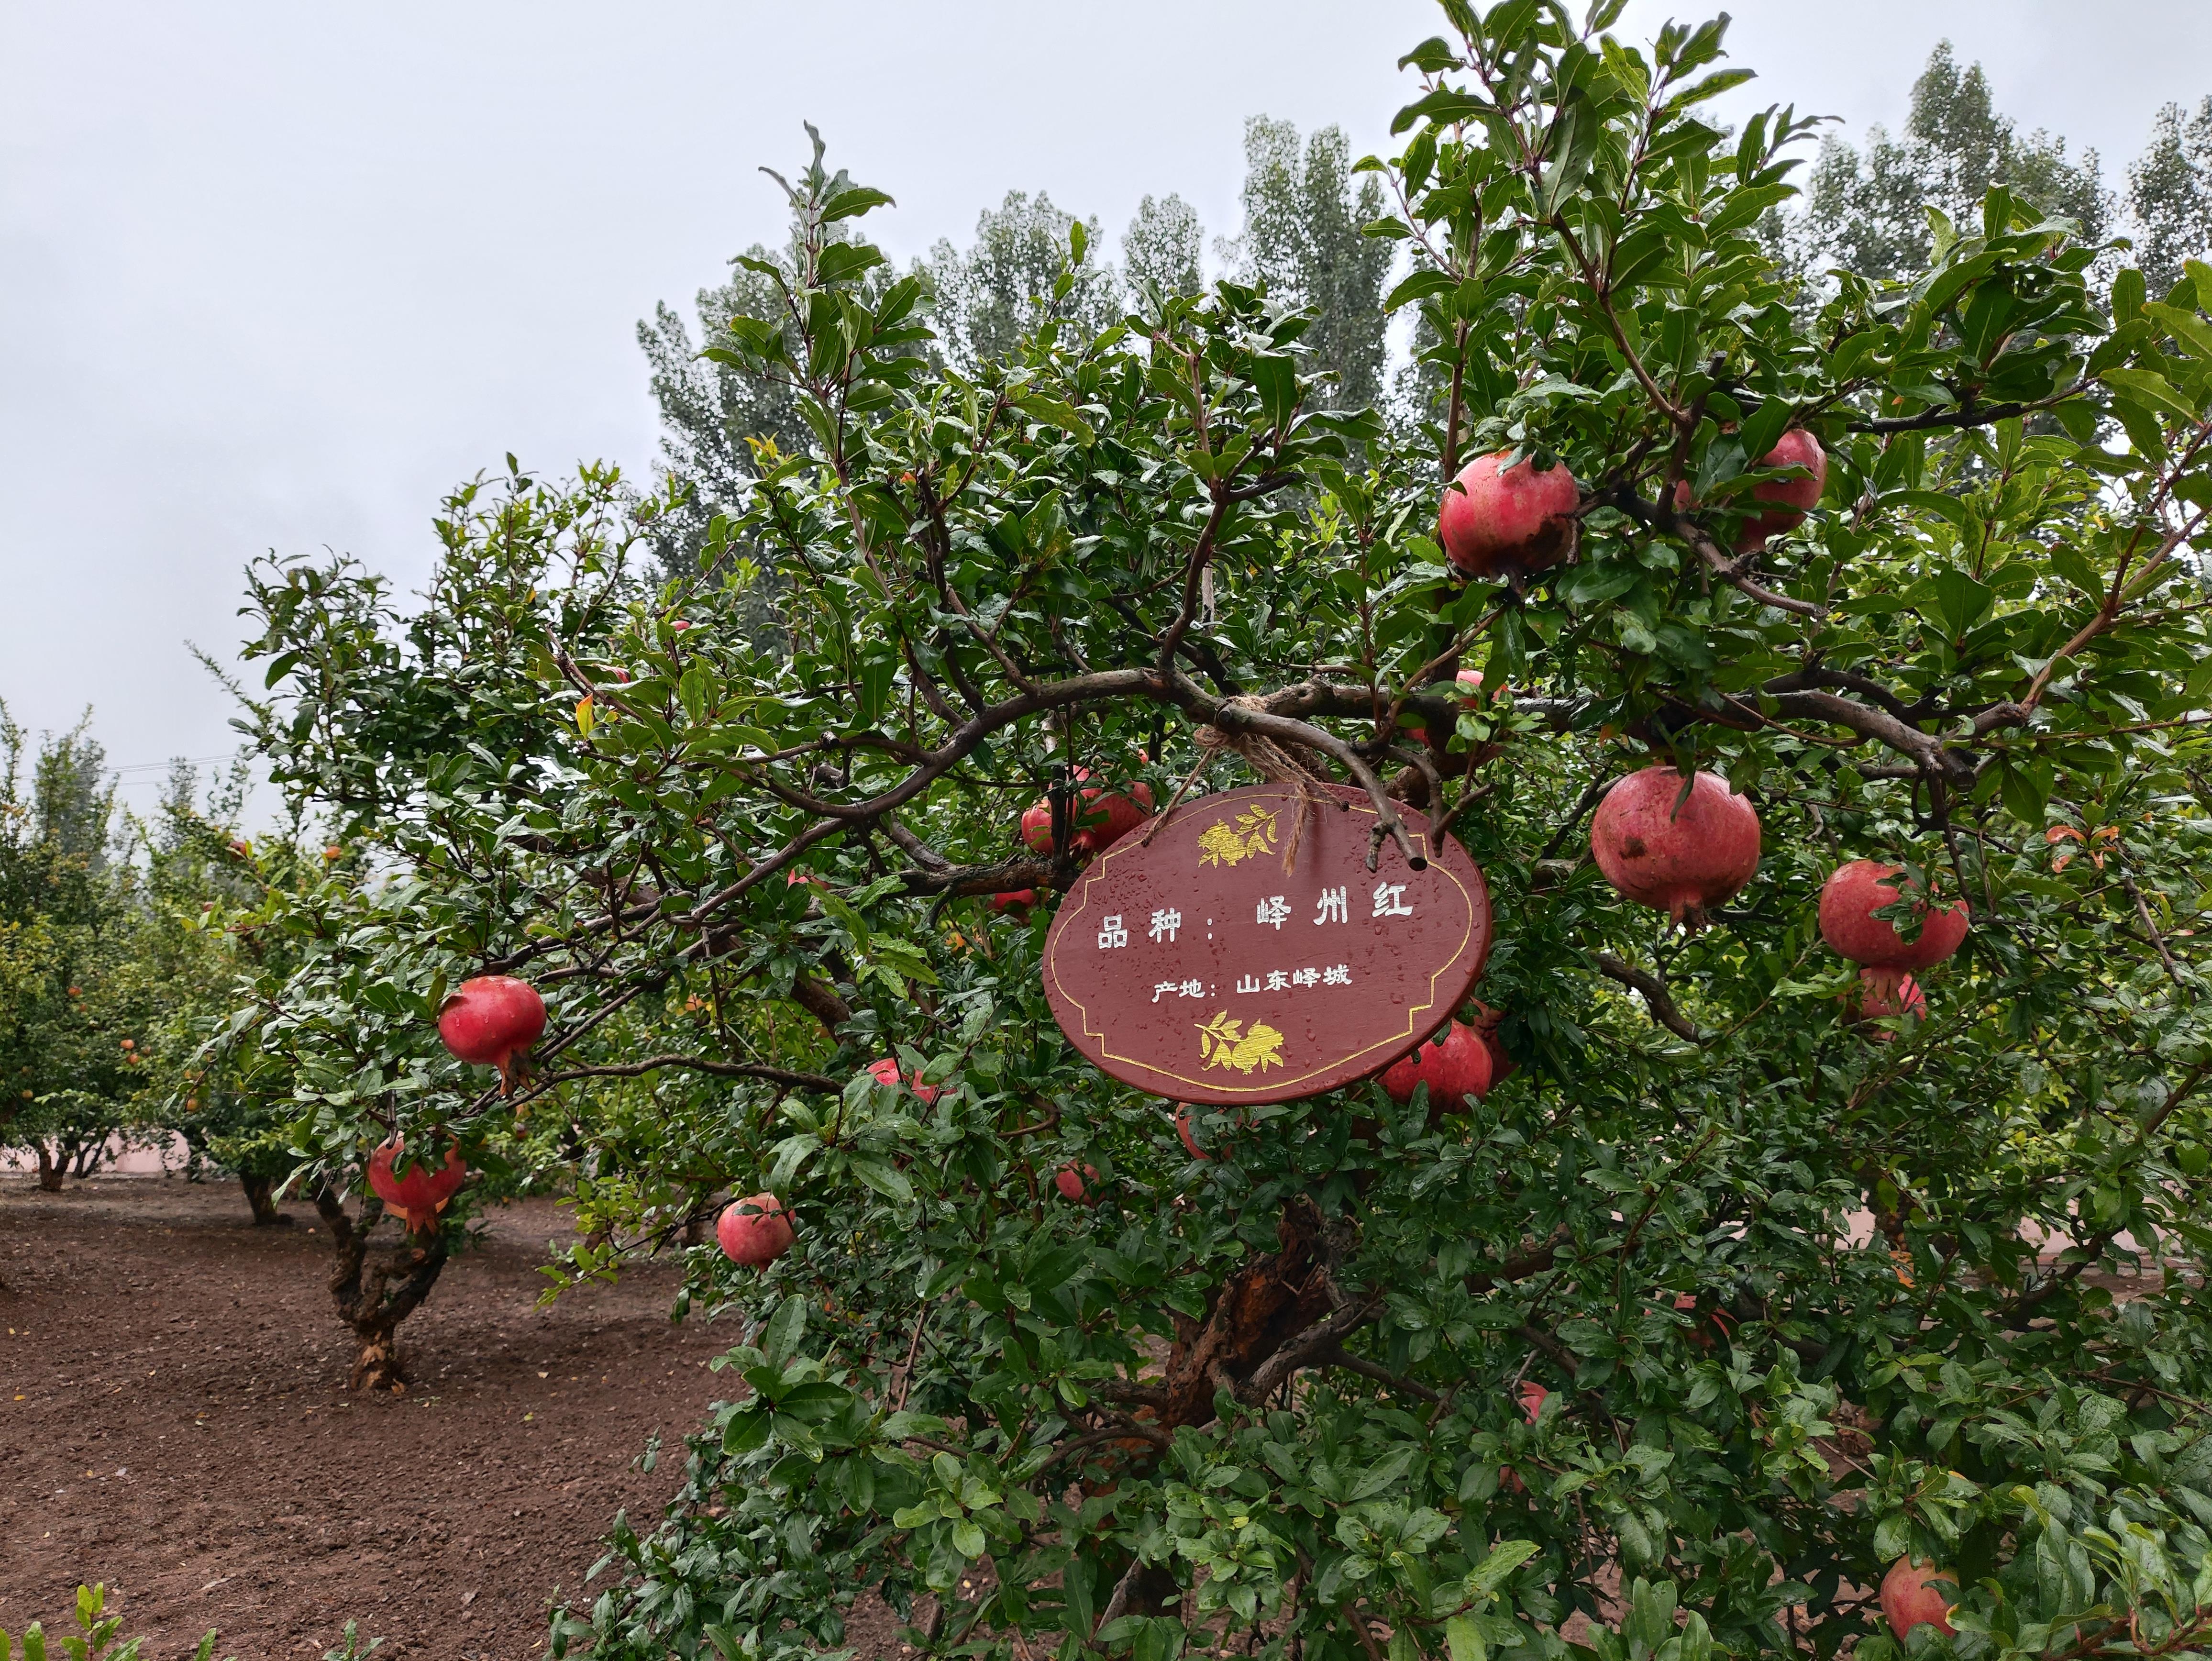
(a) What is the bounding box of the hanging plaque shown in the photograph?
[1041,783,1492,1106]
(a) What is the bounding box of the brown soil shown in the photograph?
[0,1175,736,1658]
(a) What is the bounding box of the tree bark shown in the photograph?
[314,1183,451,1391]
[34,1144,63,1192]
[239,1171,285,1226]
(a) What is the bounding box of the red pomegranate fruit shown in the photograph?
[1380,1021,1494,1115]
[987,888,1038,917]
[1819,860,1970,985]
[367,1137,467,1233]
[436,975,546,1096]
[1673,1291,1736,1350]
[1881,1557,1957,1639]
[1438,451,1580,582]
[1054,1162,1101,1204]
[1737,429,1827,547]
[1591,767,1761,929]
[866,1057,941,1105]
[1671,430,1827,551]
[716,1193,795,1267]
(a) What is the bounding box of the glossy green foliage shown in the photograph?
[218,6,2212,1661]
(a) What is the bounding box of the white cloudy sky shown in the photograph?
[3,0,2208,806]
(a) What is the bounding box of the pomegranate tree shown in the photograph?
[216,17,2212,1652]
[436,974,546,1094]
[1437,450,1580,581]
[1591,767,1761,929]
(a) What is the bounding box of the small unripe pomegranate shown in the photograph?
[1881,1557,1956,1639]
[437,976,547,1096]
[1673,1291,1736,1350]
[866,1057,940,1105]
[1847,968,1927,1034]
[1591,767,1761,929]
[1054,1162,1101,1204]
[323,845,343,862]
[1438,451,1580,582]
[1380,1022,1493,1115]
[716,1193,794,1267]
[1174,1103,1239,1162]
[1820,860,1970,973]
[1468,1001,1516,1087]
[367,1137,467,1233]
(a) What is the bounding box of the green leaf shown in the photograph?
[2104,366,2201,421]
[820,187,895,223]
[761,1294,808,1368]
[1009,392,1094,443]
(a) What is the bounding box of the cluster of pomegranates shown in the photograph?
[995,768,1158,917]
[1582,766,1969,1015]
[1435,432,1826,582]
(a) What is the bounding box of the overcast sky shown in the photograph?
[3,0,2208,807]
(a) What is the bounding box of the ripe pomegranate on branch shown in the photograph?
[216,3,2212,1654]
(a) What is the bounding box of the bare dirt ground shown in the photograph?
[0,1176,737,1658]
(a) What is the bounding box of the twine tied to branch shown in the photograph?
[1146,696,1333,871]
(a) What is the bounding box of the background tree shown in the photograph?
[1224,116,1394,410]
[1793,41,2109,283]
[1121,191,1207,300]
[2129,97,2212,298]
[140,759,317,1225]
[925,191,1120,373]
[221,5,2212,1658]
[0,709,151,1189]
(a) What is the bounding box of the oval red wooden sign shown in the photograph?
[1042,782,1492,1106]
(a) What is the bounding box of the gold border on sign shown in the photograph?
[1044,786,1485,1094]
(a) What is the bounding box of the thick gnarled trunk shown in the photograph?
[314,1184,450,1391]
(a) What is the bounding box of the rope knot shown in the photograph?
[1150,697,1332,870]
